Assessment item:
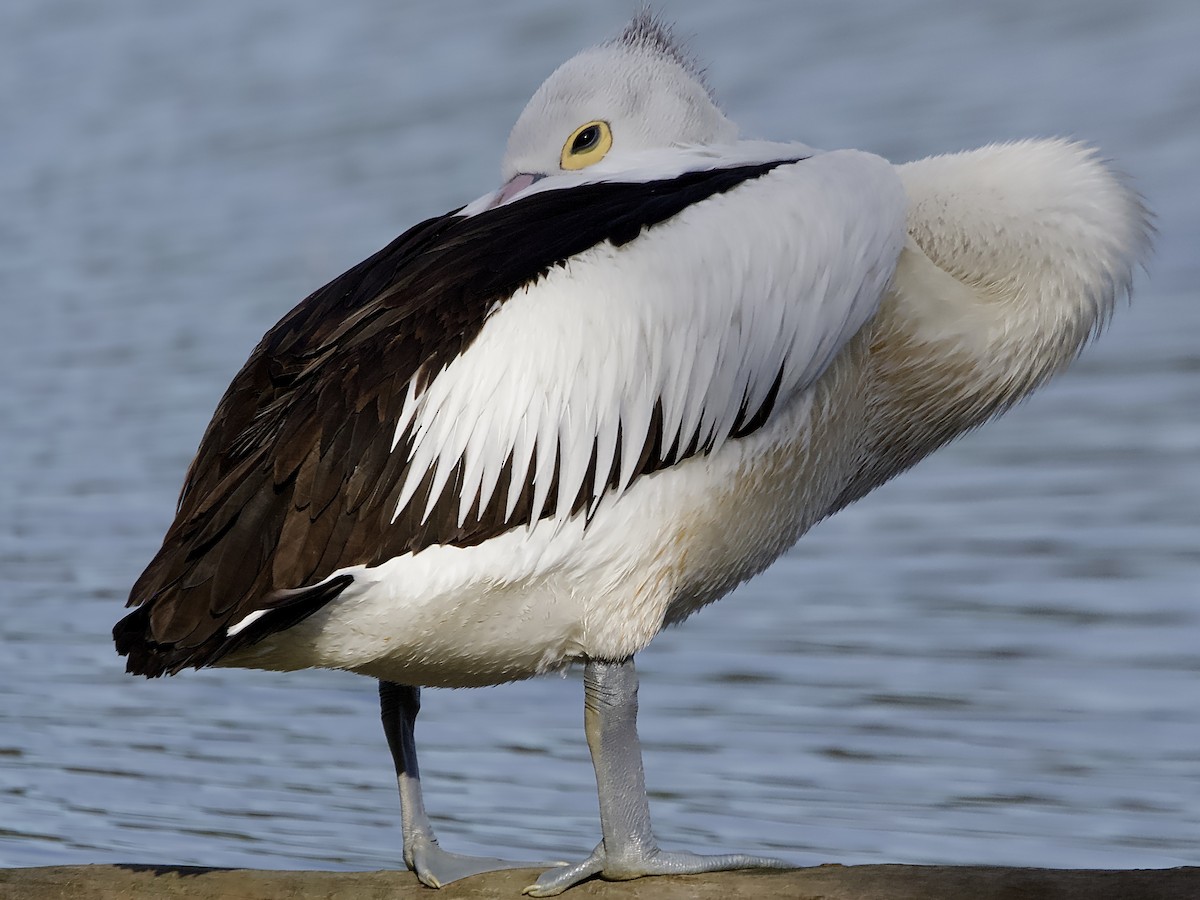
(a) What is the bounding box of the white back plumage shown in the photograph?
[395,153,906,527]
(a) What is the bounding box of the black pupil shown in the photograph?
[572,126,600,153]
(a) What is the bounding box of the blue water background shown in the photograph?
[1,0,1197,871]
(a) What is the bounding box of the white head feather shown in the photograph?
[501,15,738,181]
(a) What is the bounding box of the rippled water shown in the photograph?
[2,0,1198,874]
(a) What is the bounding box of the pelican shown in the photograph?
[114,13,1150,896]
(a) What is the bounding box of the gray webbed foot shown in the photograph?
[406,833,549,888]
[524,841,789,896]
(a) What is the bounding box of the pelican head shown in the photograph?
[493,15,738,203]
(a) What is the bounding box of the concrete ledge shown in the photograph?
[2,864,1197,899]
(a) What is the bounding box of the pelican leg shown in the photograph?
[379,681,544,888]
[525,657,789,896]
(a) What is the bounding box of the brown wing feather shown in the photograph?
[119,212,474,674]
[115,162,799,677]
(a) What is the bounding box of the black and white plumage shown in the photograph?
[114,13,1150,895]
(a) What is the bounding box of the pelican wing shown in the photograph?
[116,150,905,675]
[393,149,907,537]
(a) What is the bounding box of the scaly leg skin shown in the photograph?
[524,657,789,896]
[379,681,548,888]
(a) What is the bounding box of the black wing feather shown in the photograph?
[115,161,798,676]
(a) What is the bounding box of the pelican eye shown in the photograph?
[561,120,612,170]
[572,126,600,153]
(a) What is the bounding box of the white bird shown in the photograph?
[114,13,1150,896]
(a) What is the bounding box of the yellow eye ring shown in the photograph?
[560,120,612,170]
